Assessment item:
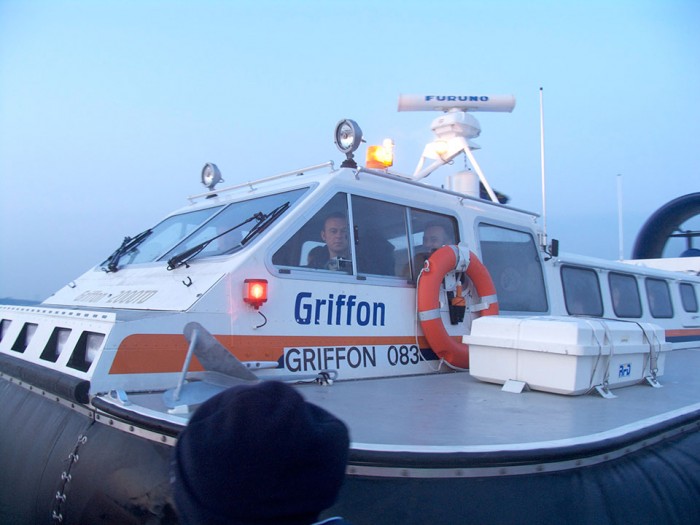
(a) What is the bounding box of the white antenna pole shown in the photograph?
[617,174,624,260]
[539,87,547,247]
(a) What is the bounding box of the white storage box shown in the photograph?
[465,316,670,395]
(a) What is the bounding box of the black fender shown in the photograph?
[632,192,700,259]
[0,378,178,525]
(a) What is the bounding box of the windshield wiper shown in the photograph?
[166,201,290,271]
[102,229,153,273]
[240,201,290,245]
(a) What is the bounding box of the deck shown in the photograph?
[297,348,700,453]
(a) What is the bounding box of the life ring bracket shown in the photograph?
[416,245,499,369]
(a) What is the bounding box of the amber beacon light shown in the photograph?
[366,139,394,169]
[243,279,268,309]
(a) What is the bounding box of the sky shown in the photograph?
[1,0,699,301]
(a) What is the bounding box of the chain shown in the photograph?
[51,431,90,524]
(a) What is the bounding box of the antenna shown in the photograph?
[539,87,547,248]
[397,94,515,202]
[617,174,624,260]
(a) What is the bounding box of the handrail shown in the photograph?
[187,161,335,202]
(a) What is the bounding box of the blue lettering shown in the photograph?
[335,295,346,325]
[346,295,356,325]
[357,302,370,326]
[294,292,386,327]
[295,292,312,325]
[423,95,490,104]
[314,298,326,325]
[373,302,385,326]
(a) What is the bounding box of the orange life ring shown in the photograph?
[417,245,499,368]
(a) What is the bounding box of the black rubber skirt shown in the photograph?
[2,374,700,525]
[0,378,178,525]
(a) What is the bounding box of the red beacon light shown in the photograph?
[243,279,268,309]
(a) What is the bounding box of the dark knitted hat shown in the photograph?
[171,381,350,525]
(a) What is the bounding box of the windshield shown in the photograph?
[105,206,224,268]
[106,188,308,270]
[160,188,307,265]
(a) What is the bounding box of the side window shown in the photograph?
[272,193,351,273]
[679,283,698,313]
[272,193,460,282]
[479,224,548,312]
[408,210,459,280]
[609,272,642,318]
[351,196,408,277]
[561,266,603,316]
[645,278,673,318]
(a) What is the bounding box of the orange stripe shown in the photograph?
[110,334,430,374]
[666,328,700,337]
[110,334,192,374]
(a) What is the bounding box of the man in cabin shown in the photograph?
[307,212,352,272]
[423,222,453,252]
[414,221,454,270]
[171,381,352,525]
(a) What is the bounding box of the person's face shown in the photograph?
[423,226,449,251]
[321,217,349,257]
